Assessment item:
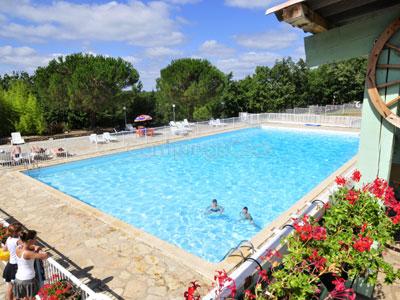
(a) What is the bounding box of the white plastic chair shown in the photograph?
[214,119,227,127]
[176,121,192,131]
[183,119,194,127]
[126,124,135,132]
[170,125,188,135]
[103,132,117,142]
[89,134,107,144]
[11,132,25,145]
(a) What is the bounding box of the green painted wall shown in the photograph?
[304,8,400,182]
[305,6,400,67]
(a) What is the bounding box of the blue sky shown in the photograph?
[0,0,306,90]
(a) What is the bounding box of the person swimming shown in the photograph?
[240,206,254,224]
[207,199,224,214]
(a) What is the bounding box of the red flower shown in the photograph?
[293,216,326,241]
[308,249,326,272]
[335,176,347,186]
[364,177,400,224]
[244,290,256,300]
[257,268,270,283]
[312,226,327,241]
[361,223,368,233]
[184,281,200,300]
[345,190,359,205]
[329,277,356,300]
[351,170,361,182]
[353,235,373,252]
[261,249,282,261]
[214,270,237,298]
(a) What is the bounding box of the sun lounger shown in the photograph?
[176,122,192,131]
[51,148,68,157]
[126,124,135,132]
[170,125,188,136]
[89,134,107,144]
[183,119,195,127]
[213,119,227,127]
[31,146,53,160]
[11,132,25,145]
[103,132,117,142]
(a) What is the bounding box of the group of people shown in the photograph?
[206,199,255,224]
[2,223,48,300]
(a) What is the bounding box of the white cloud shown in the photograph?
[0,45,58,72]
[224,0,277,9]
[215,51,281,77]
[235,29,300,50]
[164,0,201,4]
[145,47,182,58]
[0,1,184,47]
[198,40,235,58]
[122,55,140,65]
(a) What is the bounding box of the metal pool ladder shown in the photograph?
[220,240,256,262]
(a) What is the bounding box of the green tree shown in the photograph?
[34,53,140,129]
[156,58,226,122]
[0,88,15,137]
[3,80,45,135]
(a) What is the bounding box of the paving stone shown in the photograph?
[123,279,148,298]
[147,286,168,297]
[0,167,212,299]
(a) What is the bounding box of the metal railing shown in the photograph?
[0,219,108,300]
[0,117,246,169]
[285,102,362,115]
[0,112,361,169]
[242,112,362,128]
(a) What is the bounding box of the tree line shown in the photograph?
[0,54,366,137]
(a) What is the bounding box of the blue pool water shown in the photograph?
[26,127,359,262]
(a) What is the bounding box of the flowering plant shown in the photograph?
[0,223,8,243]
[38,275,78,300]
[187,171,400,300]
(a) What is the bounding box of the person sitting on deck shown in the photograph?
[31,145,46,153]
[240,206,254,224]
[11,146,21,159]
[207,199,224,214]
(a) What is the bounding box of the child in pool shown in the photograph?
[207,199,224,214]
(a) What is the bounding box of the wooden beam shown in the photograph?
[377,79,400,89]
[281,3,328,33]
[310,0,344,11]
[377,64,400,69]
[386,42,400,53]
[386,96,400,107]
[265,0,305,15]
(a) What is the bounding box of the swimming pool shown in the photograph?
[26,127,359,262]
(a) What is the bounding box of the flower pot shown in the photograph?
[351,276,375,298]
[319,273,337,292]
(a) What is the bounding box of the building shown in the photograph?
[267,0,400,184]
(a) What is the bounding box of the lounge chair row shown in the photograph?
[0,146,69,167]
[169,120,194,135]
[89,133,117,144]
[209,119,227,127]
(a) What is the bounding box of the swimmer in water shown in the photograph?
[240,206,254,224]
[207,199,224,214]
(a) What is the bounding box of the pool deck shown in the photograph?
[0,123,361,299]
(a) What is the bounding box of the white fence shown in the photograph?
[242,112,362,128]
[0,219,107,300]
[285,102,362,115]
[0,117,245,168]
[0,113,361,169]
